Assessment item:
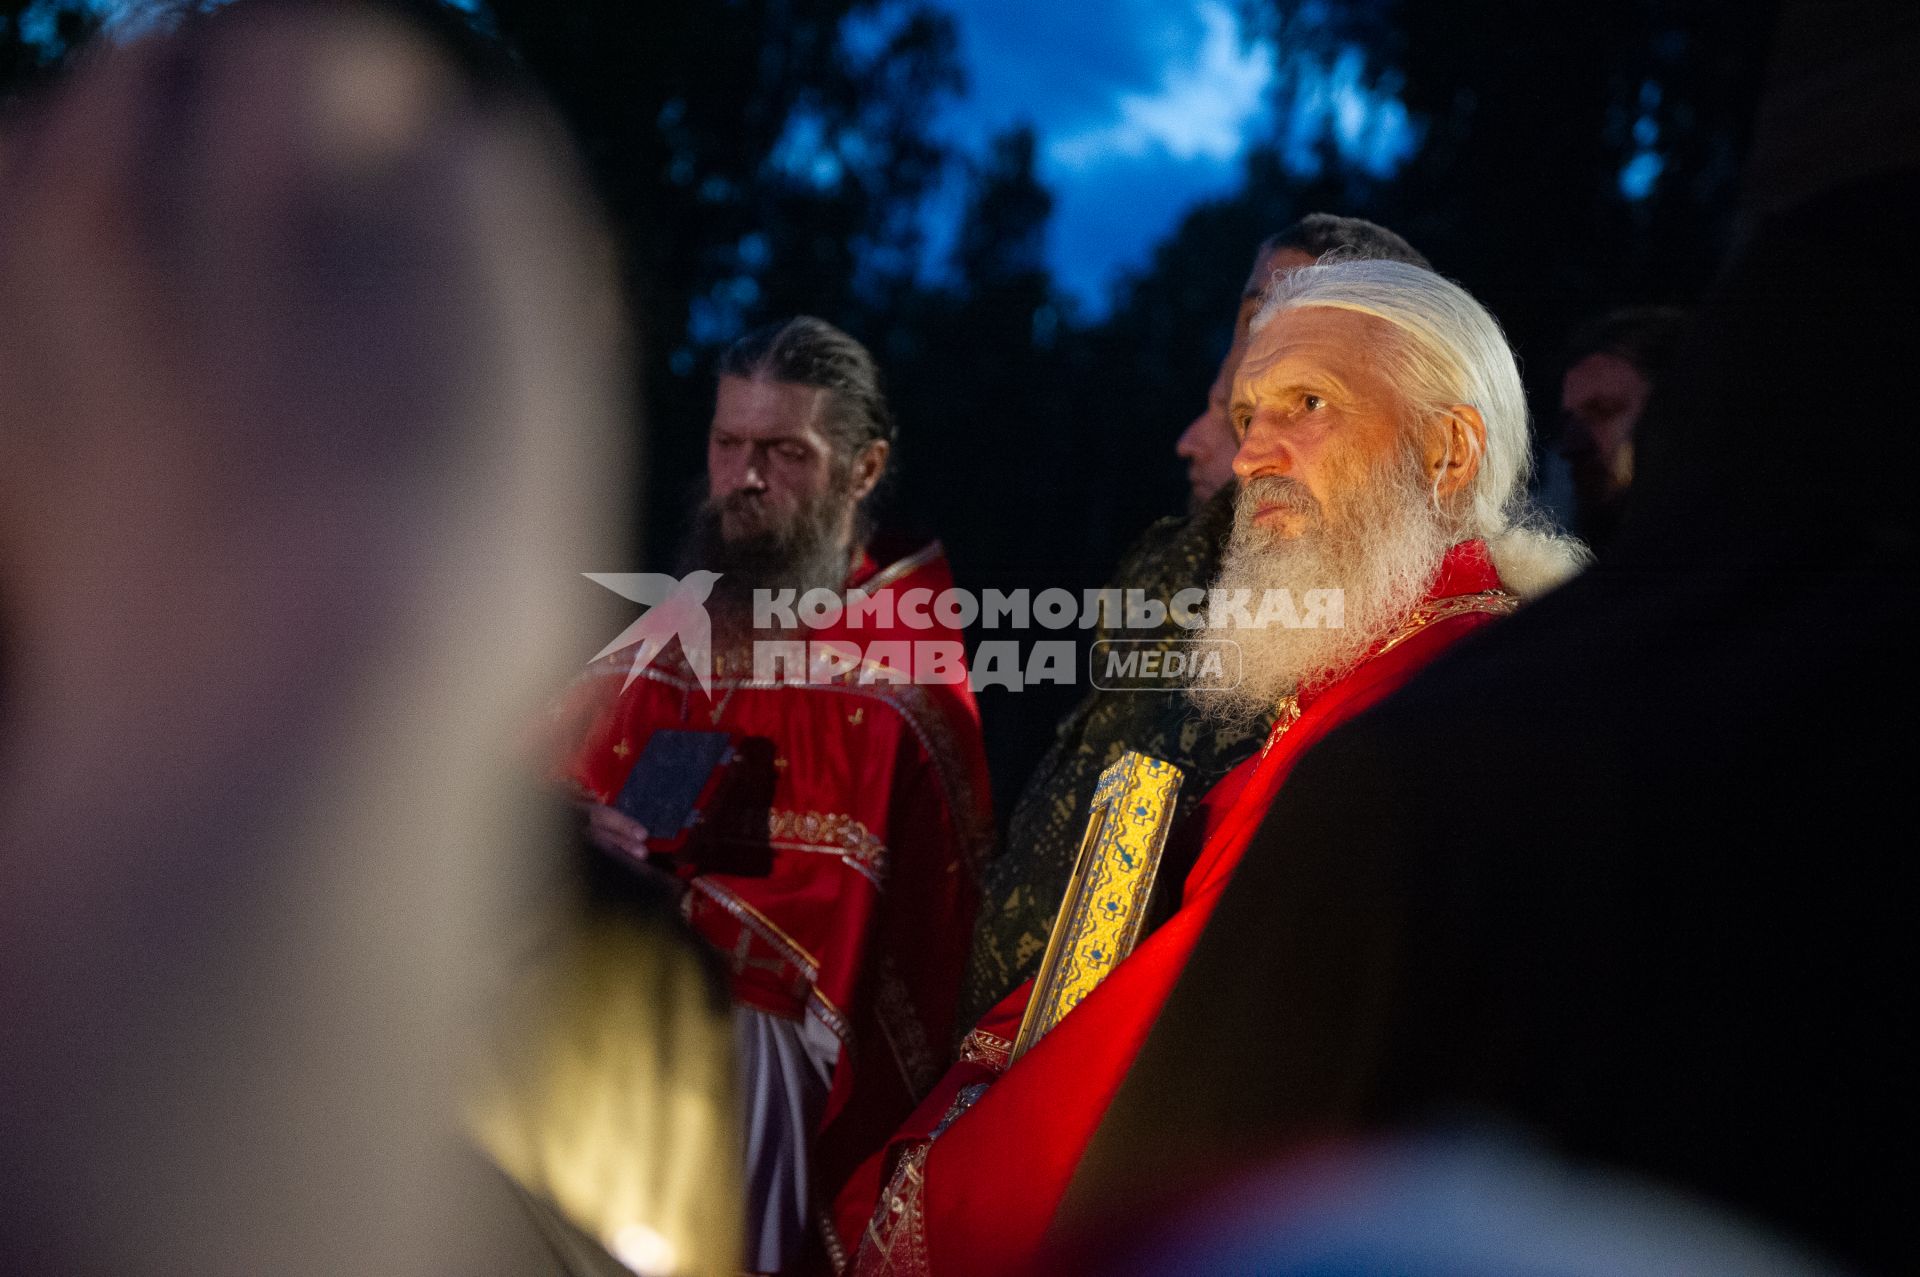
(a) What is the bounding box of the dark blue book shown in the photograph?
[614,729,735,853]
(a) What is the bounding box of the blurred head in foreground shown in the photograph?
[1176,214,1430,508]
[0,2,627,1272]
[1074,1133,1845,1277]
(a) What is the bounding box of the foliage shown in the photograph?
[2,0,101,96]
[0,0,1779,797]
[478,0,967,558]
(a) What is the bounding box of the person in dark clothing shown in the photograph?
[1556,305,1690,552]
[1072,166,1917,1276]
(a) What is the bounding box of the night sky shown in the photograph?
[66,0,1421,314]
[928,0,1415,312]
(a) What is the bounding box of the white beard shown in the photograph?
[1193,445,1457,731]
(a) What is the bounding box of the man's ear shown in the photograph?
[1426,404,1486,499]
[849,439,890,501]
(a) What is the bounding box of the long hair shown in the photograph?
[717,315,896,536]
[1252,260,1589,596]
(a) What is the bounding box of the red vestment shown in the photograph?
[839,541,1514,1275]
[551,541,992,1259]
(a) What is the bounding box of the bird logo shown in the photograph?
[583,570,725,695]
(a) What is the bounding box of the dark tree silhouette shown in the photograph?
[1,0,1781,825]
[1237,0,1770,463]
[477,0,966,560]
[2,1,100,97]
[874,123,1083,802]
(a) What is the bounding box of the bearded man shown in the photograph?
[550,317,992,1275]
[837,260,1586,1274]
[962,215,1429,1028]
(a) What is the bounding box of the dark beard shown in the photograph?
[678,484,856,639]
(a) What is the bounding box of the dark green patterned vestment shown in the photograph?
[958,486,1274,1026]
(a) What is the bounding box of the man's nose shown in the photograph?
[1232,417,1286,479]
[738,462,768,492]
[1175,412,1209,460]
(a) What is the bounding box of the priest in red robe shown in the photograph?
[837,260,1587,1275]
[550,317,992,1274]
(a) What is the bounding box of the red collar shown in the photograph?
[1429,538,1502,600]
[845,548,879,589]
[1284,539,1507,714]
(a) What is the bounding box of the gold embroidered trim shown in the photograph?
[855,1141,933,1276]
[861,540,946,594]
[875,954,941,1098]
[616,665,993,884]
[1263,589,1515,759]
[1013,752,1184,1060]
[764,809,891,888]
[686,878,819,977]
[832,682,995,881]
[956,1028,1014,1073]
[1260,694,1305,759]
[564,549,993,885]
[818,1207,852,1276]
[1376,588,1518,659]
[807,987,853,1049]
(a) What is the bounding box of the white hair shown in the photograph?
[1251,259,1589,597]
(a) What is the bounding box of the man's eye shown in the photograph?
[714,437,741,450]
[1303,394,1327,412]
[1232,413,1251,438]
[777,445,808,463]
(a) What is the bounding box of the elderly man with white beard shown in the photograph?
[835,259,1587,1275]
